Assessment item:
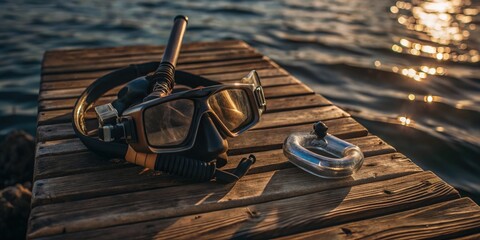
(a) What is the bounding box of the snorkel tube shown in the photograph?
[95,15,188,125]
[144,15,188,101]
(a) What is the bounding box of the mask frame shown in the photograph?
[121,70,266,154]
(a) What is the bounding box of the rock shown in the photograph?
[0,183,32,240]
[0,130,35,189]
[0,130,34,239]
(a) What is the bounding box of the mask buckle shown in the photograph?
[98,117,137,143]
[95,103,119,126]
[254,87,266,111]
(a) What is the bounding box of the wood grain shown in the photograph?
[278,198,480,240]
[36,94,331,142]
[41,67,288,82]
[43,49,263,74]
[228,117,368,155]
[43,51,264,73]
[29,40,479,239]
[31,135,396,206]
[35,115,367,159]
[42,40,248,65]
[29,172,458,239]
[36,101,339,143]
[40,74,299,91]
[39,69,290,100]
[38,88,325,112]
[39,60,275,100]
[33,118,369,184]
[33,151,130,181]
[38,79,314,112]
[36,83,314,126]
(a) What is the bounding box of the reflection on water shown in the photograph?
[376,0,479,201]
[388,0,479,128]
[391,0,478,62]
[0,0,479,201]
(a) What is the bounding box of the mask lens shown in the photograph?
[144,99,194,147]
[208,89,253,132]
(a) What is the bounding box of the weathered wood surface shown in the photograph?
[28,40,480,239]
[279,198,480,240]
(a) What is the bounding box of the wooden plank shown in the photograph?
[40,74,298,91]
[262,84,313,99]
[33,133,402,181]
[265,94,331,112]
[44,40,246,56]
[44,46,256,69]
[41,67,288,82]
[227,151,412,177]
[33,152,130,181]
[47,55,266,74]
[37,110,71,126]
[38,87,324,112]
[43,49,263,74]
[39,72,304,102]
[228,118,368,155]
[35,116,367,159]
[31,135,396,206]
[43,50,264,75]
[36,98,334,142]
[28,171,457,238]
[35,138,86,158]
[278,198,480,240]
[253,105,348,130]
[38,80,309,102]
[43,57,270,89]
[39,60,275,100]
[42,41,249,68]
[43,40,247,64]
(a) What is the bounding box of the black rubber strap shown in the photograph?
[72,62,219,158]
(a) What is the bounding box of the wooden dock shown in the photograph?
[28,40,480,239]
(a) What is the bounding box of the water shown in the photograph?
[0,0,479,200]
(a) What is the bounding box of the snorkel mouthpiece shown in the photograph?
[283,121,364,178]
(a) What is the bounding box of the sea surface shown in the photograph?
[0,0,479,200]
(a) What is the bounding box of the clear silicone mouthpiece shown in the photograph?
[283,121,364,179]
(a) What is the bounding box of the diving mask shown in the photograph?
[99,70,266,154]
[72,63,264,183]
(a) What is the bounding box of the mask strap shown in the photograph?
[73,62,222,158]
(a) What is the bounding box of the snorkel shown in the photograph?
[95,15,188,125]
[144,15,188,101]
